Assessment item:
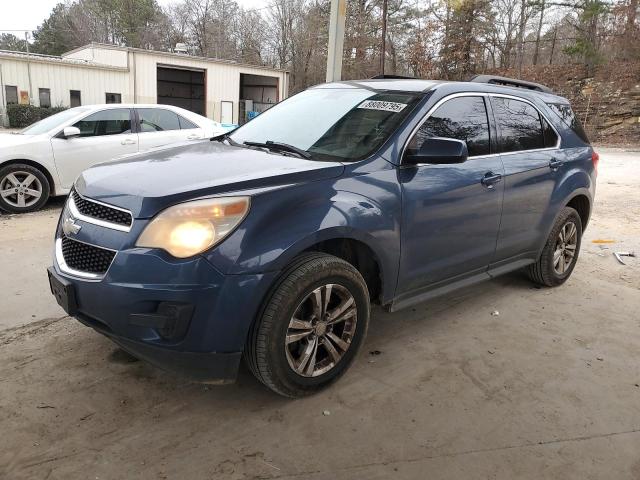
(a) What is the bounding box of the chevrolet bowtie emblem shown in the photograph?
[62,215,81,236]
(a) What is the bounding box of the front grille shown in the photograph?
[72,190,132,227]
[61,236,116,274]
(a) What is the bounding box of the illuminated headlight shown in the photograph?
[136,197,250,258]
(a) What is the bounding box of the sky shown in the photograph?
[1,0,268,34]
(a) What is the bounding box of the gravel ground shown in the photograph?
[0,147,639,479]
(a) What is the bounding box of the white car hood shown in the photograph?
[0,133,48,148]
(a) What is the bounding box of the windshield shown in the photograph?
[230,88,421,161]
[21,107,91,135]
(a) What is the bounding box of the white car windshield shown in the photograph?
[21,107,91,135]
[229,88,421,161]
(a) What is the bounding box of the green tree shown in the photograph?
[0,33,28,52]
[31,3,78,55]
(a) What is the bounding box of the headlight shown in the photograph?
[136,196,250,258]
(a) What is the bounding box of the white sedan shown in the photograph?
[0,104,234,213]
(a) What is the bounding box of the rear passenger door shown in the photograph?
[397,95,505,295]
[489,95,563,268]
[136,108,203,151]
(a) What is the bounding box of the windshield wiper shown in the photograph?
[210,132,241,146]
[244,140,312,159]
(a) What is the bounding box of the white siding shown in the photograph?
[1,45,288,125]
[129,51,288,122]
[0,56,129,125]
[65,46,128,68]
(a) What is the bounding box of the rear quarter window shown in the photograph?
[546,103,590,144]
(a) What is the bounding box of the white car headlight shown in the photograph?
[136,197,250,258]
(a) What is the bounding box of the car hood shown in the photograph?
[75,140,345,218]
[0,132,45,147]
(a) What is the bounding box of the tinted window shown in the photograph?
[230,89,421,162]
[73,109,132,137]
[39,88,51,108]
[139,108,180,132]
[21,107,91,135]
[541,116,559,148]
[407,96,490,157]
[178,115,198,129]
[546,103,589,144]
[6,86,18,105]
[70,90,81,107]
[106,93,122,104]
[493,97,544,152]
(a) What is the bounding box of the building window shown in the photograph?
[5,86,18,105]
[105,93,122,104]
[70,90,81,107]
[39,88,51,108]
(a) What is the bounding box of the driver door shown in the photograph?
[51,108,138,188]
[396,95,505,296]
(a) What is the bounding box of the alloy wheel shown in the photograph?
[285,283,358,377]
[553,221,578,274]
[0,171,43,209]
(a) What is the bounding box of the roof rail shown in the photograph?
[469,74,552,94]
[370,74,416,80]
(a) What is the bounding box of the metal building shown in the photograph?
[0,43,289,127]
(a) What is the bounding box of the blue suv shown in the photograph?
[48,76,597,397]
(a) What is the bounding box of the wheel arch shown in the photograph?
[267,227,393,305]
[565,192,591,231]
[302,237,385,304]
[536,186,593,259]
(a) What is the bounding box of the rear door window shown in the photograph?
[178,115,198,129]
[492,97,546,153]
[138,108,181,132]
[407,96,491,157]
[541,116,559,148]
[72,109,132,137]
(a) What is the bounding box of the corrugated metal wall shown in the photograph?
[0,46,289,126]
[0,57,129,126]
[130,50,288,123]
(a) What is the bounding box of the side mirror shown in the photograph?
[63,126,81,139]
[404,137,469,165]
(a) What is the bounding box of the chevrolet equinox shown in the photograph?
[48,75,597,397]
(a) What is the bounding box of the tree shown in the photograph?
[31,3,78,55]
[0,33,28,52]
[561,0,609,72]
[439,0,494,79]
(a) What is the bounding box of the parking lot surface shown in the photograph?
[1,148,639,479]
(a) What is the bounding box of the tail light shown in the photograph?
[592,150,600,175]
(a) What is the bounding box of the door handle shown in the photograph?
[481,171,502,189]
[187,134,201,140]
[549,158,564,171]
[121,138,136,145]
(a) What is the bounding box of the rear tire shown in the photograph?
[0,163,50,213]
[245,253,370,398]
[527,207,582,287]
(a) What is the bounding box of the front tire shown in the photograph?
[0,164,50,213]
[245,253,370,398]
[527,206,582,287]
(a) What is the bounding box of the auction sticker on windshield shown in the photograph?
[357,100,407,113]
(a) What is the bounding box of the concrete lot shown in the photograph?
[0,148,639,479]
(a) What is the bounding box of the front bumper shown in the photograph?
[76,309,242,383]
[49,246,278,383]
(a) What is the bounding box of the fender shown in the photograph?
[535,153,594,257]
[203,161,403,302]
